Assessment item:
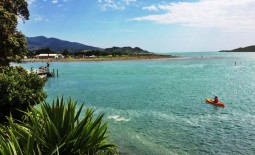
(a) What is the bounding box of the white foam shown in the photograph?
[184,64,205,68]
[108,115,130,122]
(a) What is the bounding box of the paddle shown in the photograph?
[211,92,217,98]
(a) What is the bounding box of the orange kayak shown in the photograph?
[205,98,225,107]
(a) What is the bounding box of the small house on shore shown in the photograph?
[37,54,64,59]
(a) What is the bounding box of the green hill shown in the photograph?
[104,46,151,54]
[220,45,255,52]
[26,36,100,52]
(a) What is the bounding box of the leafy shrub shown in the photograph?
[0,66,47,122]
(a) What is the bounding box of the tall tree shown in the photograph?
[0,0,29,66]
[0,1,47,122]
[62,49,71,57]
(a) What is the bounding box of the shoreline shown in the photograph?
[22,55,178,62]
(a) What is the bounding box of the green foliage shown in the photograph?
[0,66,47,122]
[0,0,30,66]
[0,97,118,155]
[105,46,150,55]
[0,121,42,155]
[27,50,36,58]
[74,46,151,58]
[35,48,55,55]
[61,49,71,57]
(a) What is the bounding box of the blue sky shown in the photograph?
[18,0,255,53]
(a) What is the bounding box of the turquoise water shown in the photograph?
[21,52,255,155]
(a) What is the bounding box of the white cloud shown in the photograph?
[26,0,36,4]
[52,0,58,4]
[33,15,49,22]
[122,0,136,5]
[131,0,255,32]
[34,15,43,21]
[142,5,158,11]
[98,0,137,10]
[51,0,70,5]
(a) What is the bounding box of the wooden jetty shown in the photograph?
[35,66,54,77]
[28,65,58,80]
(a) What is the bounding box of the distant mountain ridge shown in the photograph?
[220,45,255,52]
[26,36,100,52]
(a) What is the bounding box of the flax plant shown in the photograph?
[0,97,117,155]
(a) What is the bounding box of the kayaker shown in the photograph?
[214,96,219,103]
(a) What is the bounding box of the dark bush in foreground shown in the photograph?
[0,66,47,122]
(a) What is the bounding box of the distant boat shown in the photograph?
[205,98,225,107]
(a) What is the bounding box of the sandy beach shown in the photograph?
[22,55,177,62]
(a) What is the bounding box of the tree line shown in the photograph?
[27,46,152,58]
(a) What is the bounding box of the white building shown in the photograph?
[37,54,64,59]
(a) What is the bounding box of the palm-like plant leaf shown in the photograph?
[43,97,116,154]
[0,117,43,155]
[0,97,117,155]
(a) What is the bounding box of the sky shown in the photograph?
[18,0,255,53]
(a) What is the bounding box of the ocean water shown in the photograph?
[20,52,255,155]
